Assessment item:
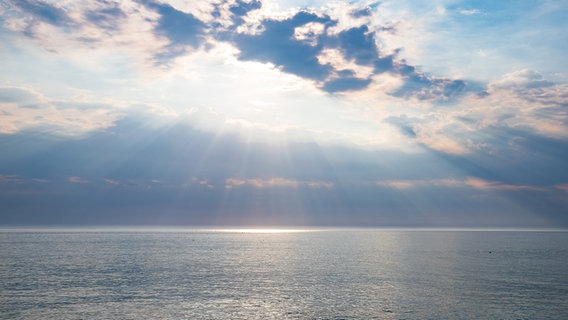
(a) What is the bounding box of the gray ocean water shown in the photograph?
[1,229,567,320]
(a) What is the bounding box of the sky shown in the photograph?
[0,0,567,228]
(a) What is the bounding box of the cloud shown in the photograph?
[138,0,209,62]
[0,86,122,136]
[376,178,462,189]
[1,1,566,157]
[84,2,127,30]
[382,69,568,155]
[0,1,566,228]
[229,0,262,17]
[322,76,372,93]
[228,0,262,26]
[491,69,555,90]
[463,177,544,191]
[68,176,88,184]
[457,9,481,16]
[334,25,378,66]
[306,180,334,188]
[317,48,375,79]
[230,11,335,81]
[350,7,373,19]
[1,115,567,227]
[103,178,120,186]
[385,114,470,155]
[1,0,168,71]
[0,86,45,105]
[293,21,325,46]
[225,177,334,189]
[385,115,417,138]
[224,3,475,96]
[377,177,544,192]
[462,70,568,139]
[0,174,22,184]
[8,0,72,27]
[390,70,467,101]
[2,0,474,99]
[141,0,207,48]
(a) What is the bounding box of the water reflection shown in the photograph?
[213,228,316,233]
[1,230,567,319]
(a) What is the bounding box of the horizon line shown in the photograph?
[1,225,567,233]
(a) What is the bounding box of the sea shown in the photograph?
[1,229,567,320]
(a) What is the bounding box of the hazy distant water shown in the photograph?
[1,230,567,320]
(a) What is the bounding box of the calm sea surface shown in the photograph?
[1,229,567,319]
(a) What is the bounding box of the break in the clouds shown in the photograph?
[0,0,567,227]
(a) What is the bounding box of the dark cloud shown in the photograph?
[155,6,206,47]
[228,11,381,92]
[350,7,372,18]
[335,25,378,65]
[228,0,261,26]
[140,0,207,54]
[230,11,335,81]
[322,76,372,93]
[373,55,395,73]
[229,0,261,16]
[225,5,471,96]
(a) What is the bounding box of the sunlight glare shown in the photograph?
[216,228,314,233]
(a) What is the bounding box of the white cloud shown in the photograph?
[458,9,481,16]
[158,0,223,24]
[373,69,568,154]
[460,70,568,139]
[317,48,375,79]
[0,86,123,136]
[491,69,555,90]
[294,21,325,46]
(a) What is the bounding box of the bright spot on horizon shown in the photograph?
[215,228,317,234]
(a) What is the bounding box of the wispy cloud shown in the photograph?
[554,184,568,193]
[0,174,22,184]
[377,177,545,192]
[68,176,88,184]
[225,177,334,189]
[457,9,481,16]
[0,85,122,136]
[103,178,120,186]
[463,178,544,191]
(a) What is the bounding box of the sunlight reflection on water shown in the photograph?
[213,228,317,233]
[1,230,567,319]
